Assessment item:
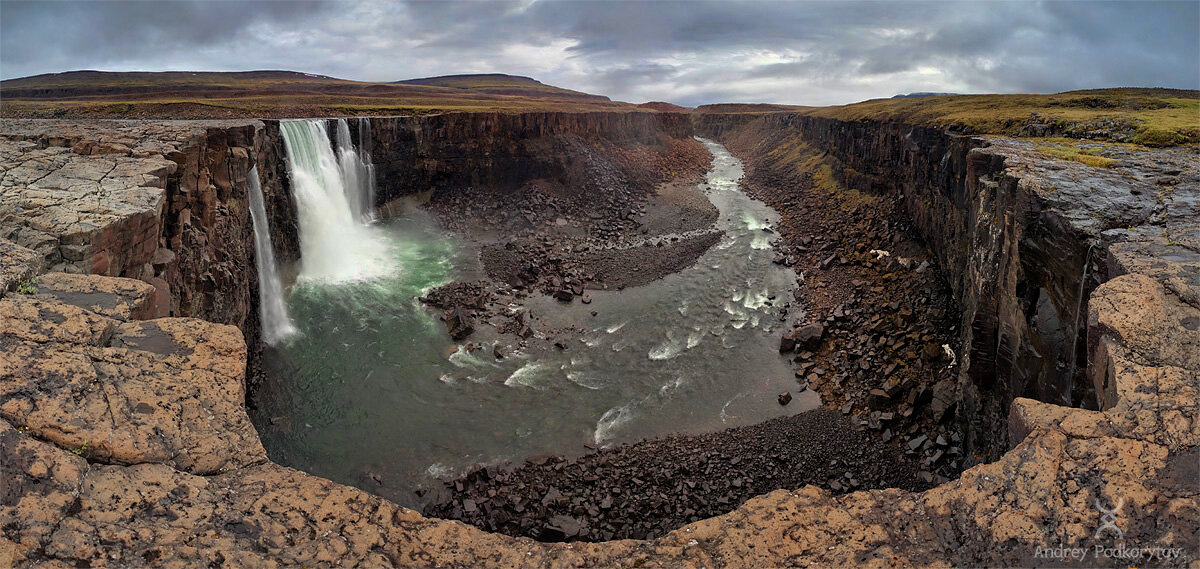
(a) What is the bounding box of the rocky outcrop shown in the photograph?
[0,275,264,476]
[2,272,1196,567]
[696,112,1199,461]
[0,238,40,293]
[0,120,281,340]
[0,126,174,278]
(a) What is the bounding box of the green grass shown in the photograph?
[807,90,1200,146]
[16,278,37,295]
[1034,143,1119,168]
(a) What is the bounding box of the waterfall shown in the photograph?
[335,118,376,222]
[280,119,393,283]
[247,166,297,344]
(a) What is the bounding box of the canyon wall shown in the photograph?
[0,121,272,346]
[1,112,697,352]
[255,111,697,264]
[2,113,1197,567]
[363,111,693,203]
[695,112,1199,459]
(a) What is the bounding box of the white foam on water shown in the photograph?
[503,362,549,389]
[448,345,499,369]
[659,376,687,396]
[566,371,605,390]
[593,404,635,444]
[719,393,746,423]
[648,334,684,360]
[426,463,455,479]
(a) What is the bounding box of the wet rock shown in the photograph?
[779,330,798,352]
[444,307,475,340]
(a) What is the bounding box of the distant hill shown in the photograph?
[0,70,364,98]
[0,70,629,118]
[393,74,608,101]
[694,103,808,113]
[892,92,959,98]
[636,101,689,112]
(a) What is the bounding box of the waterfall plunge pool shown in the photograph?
[250,131,818,508]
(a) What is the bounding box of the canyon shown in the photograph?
[1,86,1197,567]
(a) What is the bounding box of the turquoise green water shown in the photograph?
[253,140,819,508]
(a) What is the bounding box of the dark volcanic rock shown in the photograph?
[425,409,928,542]
[444,307,475,340]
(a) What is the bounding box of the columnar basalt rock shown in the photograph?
[361,112,695,205]
[0,120,274,336]
[696,112,1199,461]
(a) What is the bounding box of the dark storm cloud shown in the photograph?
[1,0,1196,106]
[1,1,331,75]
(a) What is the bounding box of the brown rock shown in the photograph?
[0,292,263,475]
[444,307,475,340]
[32,272,156,321]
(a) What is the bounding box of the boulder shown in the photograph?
[795,323,825,350]
[444,307,475,340]
[927,380,957,422]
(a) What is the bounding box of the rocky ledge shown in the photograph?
[2,266,1195,567]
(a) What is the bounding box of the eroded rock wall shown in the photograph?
[361,111,693,203]
[0,119,314,361]
[695,112,1199,460]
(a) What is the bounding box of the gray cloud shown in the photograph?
[1,0,1196,106]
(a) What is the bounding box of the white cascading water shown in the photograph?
[247,166,298,344]
[279,119,392,283]
[335,118,377,223]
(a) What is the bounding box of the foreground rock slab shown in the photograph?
[2,261,1197,569]
[0,275,264,476]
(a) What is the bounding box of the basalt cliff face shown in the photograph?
[0,112,696,357]
[696,112,1199,462]
[2,112,1197,568]
[0,120,274,352]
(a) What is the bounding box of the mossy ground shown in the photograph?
[808,89,1199,147]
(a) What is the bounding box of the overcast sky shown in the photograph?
[2,0,1197,106]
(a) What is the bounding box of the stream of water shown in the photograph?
[253,132,817,506]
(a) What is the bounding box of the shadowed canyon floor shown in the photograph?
[1,107,1197,568]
